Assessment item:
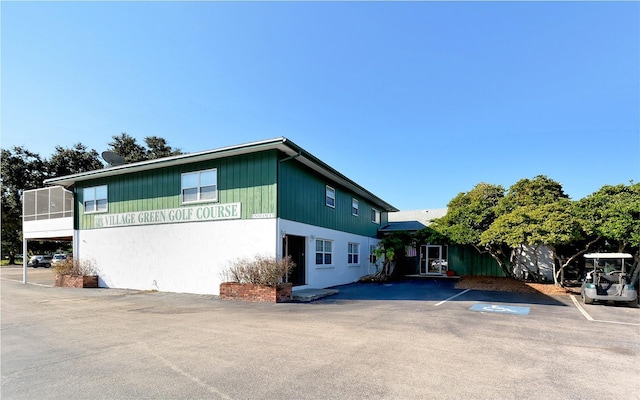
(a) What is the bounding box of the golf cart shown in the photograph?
[581,253,637,307]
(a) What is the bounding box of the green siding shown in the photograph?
[278,159,384,237]
[448,245,507,277]
[77,151,278,229]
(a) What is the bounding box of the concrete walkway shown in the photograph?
[291,288,339,302]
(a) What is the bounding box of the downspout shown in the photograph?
[276,151,301,262]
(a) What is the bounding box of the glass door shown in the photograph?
[420,245,446,274]
[427,245,442,273]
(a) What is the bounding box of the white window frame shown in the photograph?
[315,239,333,266]
[371,208,380,224]
[348,242,360,265]
[326,185,336,208]
[352,198,359,216]
[182,168,218,204]
[83,185,108,214]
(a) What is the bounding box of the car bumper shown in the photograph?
[582,287,638,302]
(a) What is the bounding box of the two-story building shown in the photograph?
[25,137,397,294]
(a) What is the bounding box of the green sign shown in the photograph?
[94,202,242,228]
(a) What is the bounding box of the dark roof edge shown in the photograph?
[44,136,398,212]
[44,137,287,187]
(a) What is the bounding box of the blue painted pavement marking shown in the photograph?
[470,303,530,315]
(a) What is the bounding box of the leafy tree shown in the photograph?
[482,199,586,284]
[108,133,182,163]
[371,231,414,280]
[578,183,640,251]
[1,147,47,263]
[480,176,581,284]
[48,143,104,178]
[496,175,568,214]
[577,182,640,284]
[432,182,511,276]
[108,133,148,163]
[144,136,182,159]
[414,226,448,246]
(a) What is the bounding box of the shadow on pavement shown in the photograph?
[319,279,568,306]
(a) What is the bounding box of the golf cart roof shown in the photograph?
[584,253,633,259]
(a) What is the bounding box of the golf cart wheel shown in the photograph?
[583,293,594,304]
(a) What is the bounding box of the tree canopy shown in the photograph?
[108,133,182,162]
[1,147,48,263]
[434,175,639,284]
[47,143,104,178]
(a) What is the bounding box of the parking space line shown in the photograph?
[570,295,640,326]
[0,277,52,287]
[570,295,594,321]
[435,289,470,306]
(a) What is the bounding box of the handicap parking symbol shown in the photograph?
[470,303,530,315]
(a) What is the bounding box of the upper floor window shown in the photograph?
[315,239,333,265]
[348,242,360,264]
[182,169,217,204]
[326,185,336,208]
[352,198,359,216]
[371,208,380,224]
[83,185,108,213]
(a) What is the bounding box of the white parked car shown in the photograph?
[51,254,69,265]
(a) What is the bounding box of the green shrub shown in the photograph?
[53,258,98,276]
[221,255,295,286]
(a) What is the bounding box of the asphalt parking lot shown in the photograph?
[2,266,639,400]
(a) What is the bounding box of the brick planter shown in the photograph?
[219,282,292,303]
[55,274,99,288]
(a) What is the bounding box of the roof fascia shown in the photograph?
[44,137,288,187]
[44,136,398,212]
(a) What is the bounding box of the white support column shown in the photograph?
[22,238,28,284]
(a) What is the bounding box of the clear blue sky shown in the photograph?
[2,1,639,210]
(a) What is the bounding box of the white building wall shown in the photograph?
[77,219,277,295]
[278,219,380,289]
[512,245,554,281]
[23,217,74,239]
[75,217,378,295]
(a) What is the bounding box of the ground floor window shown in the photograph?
[315,239,332,265]
[348,242,360,264]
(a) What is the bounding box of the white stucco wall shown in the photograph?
[278,219,380,289]
[77,218,277,295]
[75,217,379,295]
[512,245,554,281]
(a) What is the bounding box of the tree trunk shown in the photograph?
[552,237,600,286]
